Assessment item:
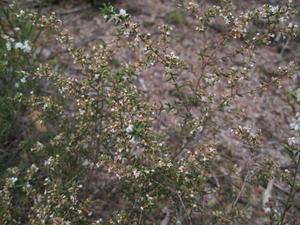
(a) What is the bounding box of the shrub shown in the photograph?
[0,1,49,173]
[0,0,299,224]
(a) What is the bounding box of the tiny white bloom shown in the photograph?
[44,156,53,166]
[79,109,85,115]
[279,17,286,23]
[2,34,9,40]
[288,137,296,146]
[270,6,279,13]
[7,177,18,187]
[119,8,127,16]
[30,164,39,172]
[264,207,271,214]
[14,41,31,52]
[133,169,140,178]
[43,103,48,110]
[36,141,44,148]
[126,124,133,132]
[23,40,31,52]
[6,41,12,51]
[202,156,209,162]
[20,77,26,83]
[290,113,300,131]
[15,42,23,49]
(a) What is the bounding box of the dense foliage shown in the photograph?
[0,0,299,224]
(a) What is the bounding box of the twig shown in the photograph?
[160,207,170,225]
[262,178,274,208]
[210,168,220,187]
[279,153,300,224]
[279,36,291,56]
[175,191,193,225]
[228,171,250,215]
[151,179,194,225]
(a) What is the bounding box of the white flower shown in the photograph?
[270,6,279,14]
[6,41,12,51]
[9,177,18,183]
[279,17,286,23]
[119,8,127,16]
[133,169,140,178]
[16,10,25,18]
[2,34,9,40]
[126,124,133,132]
[290,113,300,131]
[20,77,26,83]
[23,40,31,52]
[36,141,44,150]
[43,103,48,110]
[289,0,293,3]
[202,156,209,162]
[30,164,39,173]
[15,42,23,49]
[14,41,31,53]
[44,156,54,166]
[224,16,230,24]
[264,207,271,214]
[6,177,18,187]
[288,137,296,146]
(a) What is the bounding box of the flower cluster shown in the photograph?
[101,5,129,24]
[2,35,31,53]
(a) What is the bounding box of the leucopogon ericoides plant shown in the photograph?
[1,0,299,224]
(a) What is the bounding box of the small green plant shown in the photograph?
[165,10,188,24]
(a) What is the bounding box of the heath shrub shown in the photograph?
[0,0,299,224]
